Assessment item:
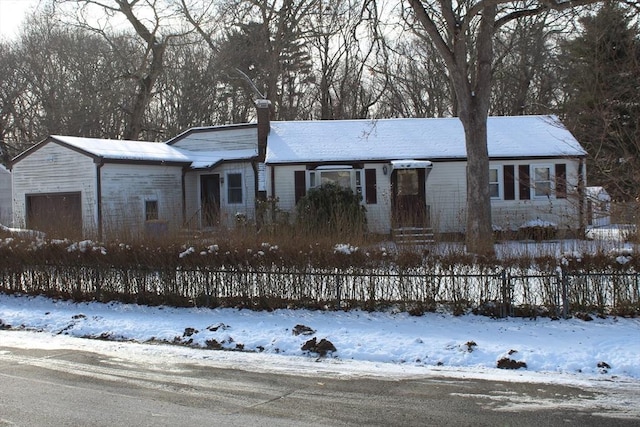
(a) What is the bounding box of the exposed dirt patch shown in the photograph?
[292,324,316,336]
[575,312,593,321]
[301,337,336,356]
[207,323,229,332]
[465,341,477,352]
[183,327,198,337]
[497,357,527,370]
[205,339,223,350]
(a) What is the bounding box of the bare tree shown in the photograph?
[0,42,27,164]
[378,39,452,118]
[0,13,140,154]
[54,0,188,140]
[398,0,602,255]
[181,0,317,120]
[491,13,567,116]
[302,0,391,119]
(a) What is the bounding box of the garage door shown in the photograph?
[26,192,82,238]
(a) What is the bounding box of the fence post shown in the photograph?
[560,267,569,319]
[335,270,342,310]
[500,270,509,318]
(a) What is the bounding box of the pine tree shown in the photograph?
[561,3,640,202]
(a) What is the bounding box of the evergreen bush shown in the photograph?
[295,183,367,237]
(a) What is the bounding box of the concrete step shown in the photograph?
[393,227,434,245]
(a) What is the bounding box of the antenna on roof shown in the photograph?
[235,68,266,99]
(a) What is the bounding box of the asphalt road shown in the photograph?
[0,344,637,427]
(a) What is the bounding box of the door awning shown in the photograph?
[390,160,433,170]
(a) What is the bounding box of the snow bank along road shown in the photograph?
[1,332,639,427]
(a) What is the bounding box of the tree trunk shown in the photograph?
[124,41,166,140]
[460,108,494,256]
[408,0,496,255]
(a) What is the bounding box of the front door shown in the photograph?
[200,174,220,227]
[391,168,428,227]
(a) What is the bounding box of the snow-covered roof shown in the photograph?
[180,148,257,169]
[51,135,193,163]
[47,136,255,168]
[265,116,586,164]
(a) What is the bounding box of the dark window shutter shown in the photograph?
[503,165,515,200]
[294,171,306,204]
[365,169,377,204]
[555,163,567,199]
[518,164,530,200]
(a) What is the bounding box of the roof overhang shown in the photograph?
[390,160,433,170]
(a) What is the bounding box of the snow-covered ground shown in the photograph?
[1,293,639,392]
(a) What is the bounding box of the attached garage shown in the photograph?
[26,192,82,238]
[11,136,191,240]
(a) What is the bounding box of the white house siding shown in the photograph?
[271,163,466,235]
[364,164,390,234]
[268,165,297,213]
[171,127,258,152]
[425,162,467,234]
[269,164,393,234]
[99,163,183,239]
[489,159,582,231]
[183,171,199,229]
[271,159,582,236]
[0,165,11,225]
[183,161,257,229]
[11,142,97,234]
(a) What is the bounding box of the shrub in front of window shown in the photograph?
[295,183,367,236]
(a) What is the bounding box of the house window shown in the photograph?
[145,200,158,221]
[533,166,552,197]
[227,173,243,204]
[397,169,419,196]
[318,170,351,188]
[309,168,354,191]
[308,167,373,203]
[355,170,362,196]
[489,168,500,199]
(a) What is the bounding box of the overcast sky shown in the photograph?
[0,0,42,39]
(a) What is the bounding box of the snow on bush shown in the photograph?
[67,240,107,255]
[179,246,195,258]
[561,251,583,266]
[519,219,557,229]
[333,243,358,255]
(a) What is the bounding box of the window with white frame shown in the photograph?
[227,172,243,204]
[533,166,552,197]
[489,167,500,199]
[355,170,363,198]
[309,167,364,200]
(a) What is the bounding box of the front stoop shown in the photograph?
[392,227,435,246]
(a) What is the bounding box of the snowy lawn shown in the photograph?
[1,293,639,390]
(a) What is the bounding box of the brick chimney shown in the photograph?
[255,99,271,161]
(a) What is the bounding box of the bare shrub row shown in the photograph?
[0,237,638,317]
